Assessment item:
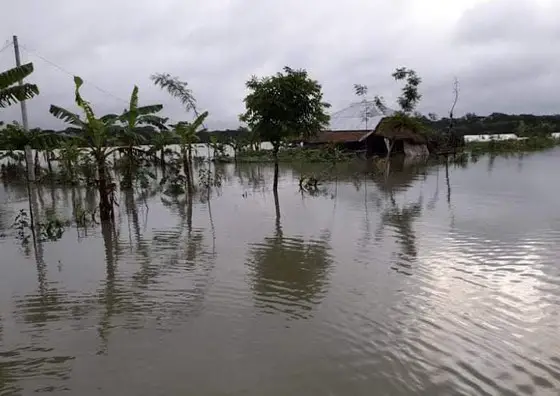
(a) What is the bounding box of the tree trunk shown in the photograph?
[46,151,53,175]
[34,150,40,177]
[125,145,134,188]
[272,144,279,193]
[182,147,193,195]
[97,155,113,221]
[160,148,166,169]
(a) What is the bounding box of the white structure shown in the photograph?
[464,133,520,142]
[327,101,392,131]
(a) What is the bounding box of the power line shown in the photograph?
[0,40,13,54]
[20,44,130,105]
[17,44,185,125]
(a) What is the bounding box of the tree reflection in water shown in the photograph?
[248,191,333,320]
[372,156,427,276]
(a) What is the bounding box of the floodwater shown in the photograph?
[1,150,560,395]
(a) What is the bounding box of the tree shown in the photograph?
[50,76,120,221]
[392,67,422,114]
[117,85,166,188]
[172,111,209,194]
[375,67,425,158]
[240,66,330,191]
[0,63,39,108]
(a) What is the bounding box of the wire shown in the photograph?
[20,44,130,105]
[17,44,187,126]
[0,40,13,54]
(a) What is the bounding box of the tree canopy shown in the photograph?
[240,66,331,149]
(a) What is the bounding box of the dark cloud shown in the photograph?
[1,0,559,129]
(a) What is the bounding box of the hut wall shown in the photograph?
[403,141,429,157]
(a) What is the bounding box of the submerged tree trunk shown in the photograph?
[34,150,40,178]
[182,147,193,195]
[45,151,53,176]
[272,144,279,193]
[96,155,114,221]
[160,148,166,170]
[187,144,194,188]
[124,145,134,188]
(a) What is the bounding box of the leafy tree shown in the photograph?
[150,129,174,169]
[117,85,166,188]
[0,63,39,108]
[50,76,120,221]
[375,67,425,157]
[240,66,330,191]
[172,111,208,194]
[392,67,422,114]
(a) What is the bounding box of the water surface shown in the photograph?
[1,150,560,395]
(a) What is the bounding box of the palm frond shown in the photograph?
[129,85,139,114]
[191,111,209,132]
[49,105,85,127]
[0,84,39,108]
[73,76,97,124]
[101,114,119,124]
[138,114,167,129]
[151,73,197,112]
[135,104,163,115]
[0,63,35,90]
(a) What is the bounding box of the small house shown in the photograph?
[361,117,429,157]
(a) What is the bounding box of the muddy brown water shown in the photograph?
[1,150,560,395]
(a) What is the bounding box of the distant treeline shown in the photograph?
[420,113,560,137]
[25,126,252,146]
[3,113,559,151]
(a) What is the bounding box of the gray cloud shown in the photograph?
[1,0,559,129]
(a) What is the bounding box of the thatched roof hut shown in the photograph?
[360,117,427,144]
[361,116,429,157]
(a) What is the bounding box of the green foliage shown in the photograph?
[118,85,166,146]
[50,76,119,158]
[0,63,39,108]
[151,73,197,112]
[422,113,560,137]
[240,66,331,150]
[392,67,422,114]
[173,111,208,146]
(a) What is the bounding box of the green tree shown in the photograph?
[392,67,422,114]
[150,129,174,169]
[117,85,166,188]
[50,76,120,221]
[0,63,39,108]
[375,67,425,157]
[172,111,208,194]
[240,66,330,191]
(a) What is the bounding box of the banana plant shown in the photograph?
[149,129,174,170]
[50,76,120,221]
[117,86,166,188]
[172,111,208,194]
[0,63,39,108]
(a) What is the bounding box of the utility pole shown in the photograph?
[13,35,35,182]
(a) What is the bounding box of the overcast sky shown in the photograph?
[1,0,559,130]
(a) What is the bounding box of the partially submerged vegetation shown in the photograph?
[1,60,559,228]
